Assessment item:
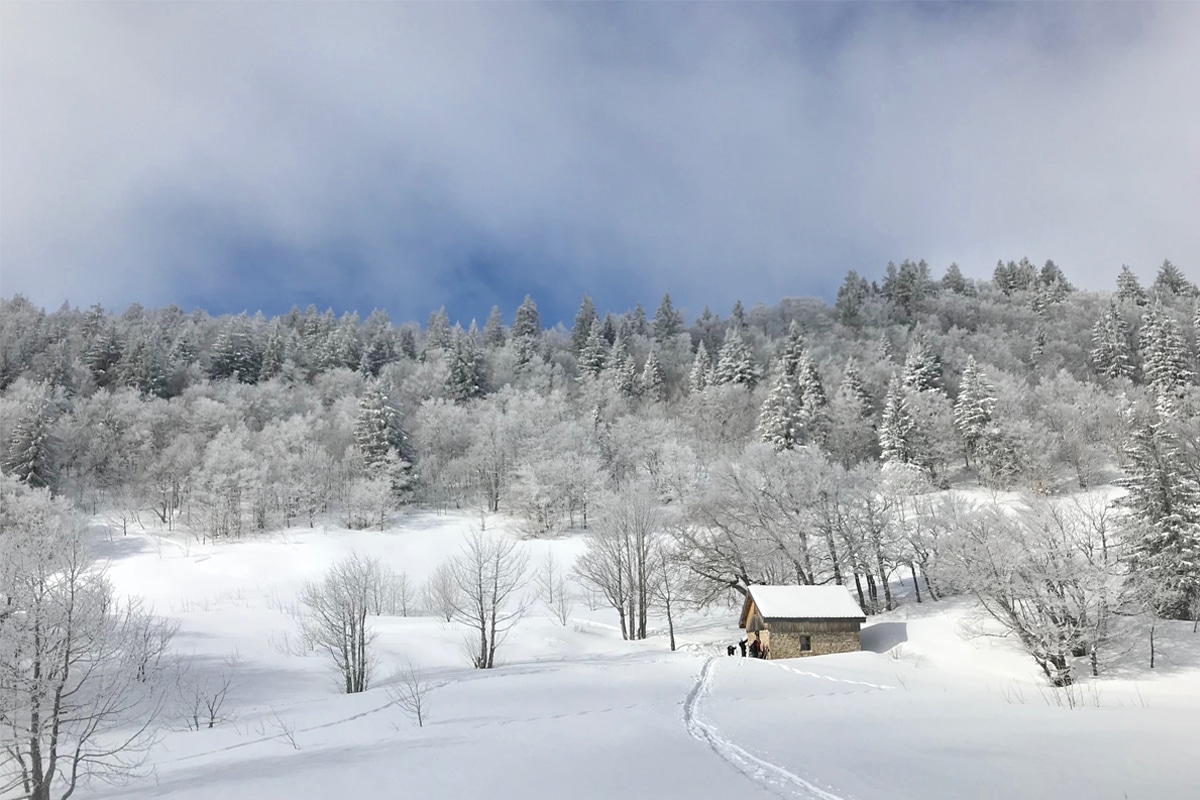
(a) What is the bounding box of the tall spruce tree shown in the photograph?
[512,295,542,340]
[482,306,507,348]
[879,376,916,465]
[447,324,486,402]
[1141,304,1193,413]
[953,356,994,465]
[1153,259,1197,298]
[1090,301,1135,380]
[639,349,666,403]
[1122,412,1200,619]
[3,382,58,489]
[578,318,608,377]
[902,334,941,392]
[714,326,759,388]
[609,336,637,398]
[571,295,598,354]
[653,293,685,343]
[1116,265,1149,306]
[757,366,804,451]
[425,307,452,351]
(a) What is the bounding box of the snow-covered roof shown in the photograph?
[744,585,866,620]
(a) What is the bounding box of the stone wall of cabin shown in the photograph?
[765,619,862,659]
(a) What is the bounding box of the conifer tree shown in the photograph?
[447,324,485,402]
[259,321,288,381]
[688,342,711,393]
[1116,265,1148,306]
[1090,301,1135,380]
[571,295,598,354]
[942,263,968,294]
[1141,304,1193,412]
[639,349,666,403]
[729,300,746,330]
[210,313,262,383]
[3,382,58,489]
[609,336,637,398]
[826,359,876,467]
[835,270,870,326]
[628,303,648,336]
[953,356,994,465]
[1153,259,1197,298]
[879,376,915,465]
[578,318,608,377]
[355,382,403,466]
[425,307,452,351]
[482,306,507,348]
[714,326,759,388]
[757,367,803,451]
[512,295,542,340]
[653,293,685,343]
[1121,412,1200,618]
[795,350,827,411]
[902,334,941,392]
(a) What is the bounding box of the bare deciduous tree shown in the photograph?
[423,563,460,622]
[298,552,382,693]
[446,530,530,669]
[177,654,237,731]
[387,660,436,727]
[574,489,660,640]
[1,476,175,800]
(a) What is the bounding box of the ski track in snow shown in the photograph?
[682,657,850,800]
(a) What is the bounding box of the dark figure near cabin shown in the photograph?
[749,639,761,658]
[727,645,736,657]
[738,639,747,657]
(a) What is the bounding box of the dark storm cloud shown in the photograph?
[2,2,1197,325]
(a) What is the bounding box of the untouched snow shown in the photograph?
[66,511,1200,800]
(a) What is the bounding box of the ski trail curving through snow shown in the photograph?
[683,657,848,800]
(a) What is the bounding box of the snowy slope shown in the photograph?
[72,512,1200,800]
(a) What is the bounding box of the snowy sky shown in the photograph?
[2,2,1198,326]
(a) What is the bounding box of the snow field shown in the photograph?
[75,511,1200,800]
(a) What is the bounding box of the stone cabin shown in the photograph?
[739,585,867,659]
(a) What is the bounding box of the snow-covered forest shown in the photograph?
[4,258,1200,628]
[4,257,1200,798]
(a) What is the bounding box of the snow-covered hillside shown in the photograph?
[70,512,1200,800]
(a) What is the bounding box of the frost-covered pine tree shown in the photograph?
[482,305,507,349]
[609,336,637,398]
[210,313,262,383]
[826,359,876,467]
[714,327,759,388]
[953,356,994,465]
[578,318,608,377]
[447,324,485,403]
[901,334,941,392]
[1090,301,1135,380]
[688,342,711,393]
[3,382,57,489]
[1152,259,1197,298]
[355,382,402,467]
[1116,265,1148,306]
[1141,303,1193,413]
[512,295,542,341]
[1121,412,1200,619]
[653,293,685,343]
[259,321,288,381]
[795,350,827,411]
[879,376,915,465]
[942,262,969,294]
[571,295,598,355]
[757,365,803,451]
[639,349,666,403]
[425,307,452,351]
